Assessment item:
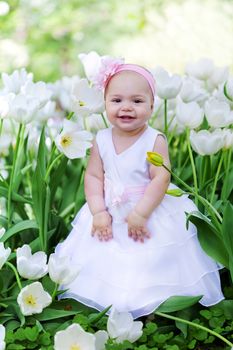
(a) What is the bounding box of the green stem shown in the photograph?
[200,155,208,191]
[47,143,57,168]
[186,128,198,205]
[52,283,58,300]
[155,311,233,348]
[0,119,3,136]
[5,261,22,290]
[67,111,74,120]
[149,103,163,127]
[101,113,109,128]
[60,202,75,218]
[163,164,222,228]
[83,115,89,131]
[7,123,24,228]
[164,99,168,136]
[210,151,224,204]
[226,148,232,173]
[45,153,63,183]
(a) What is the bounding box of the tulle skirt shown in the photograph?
[55,192,224,319]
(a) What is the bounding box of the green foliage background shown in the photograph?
[1,0,233,81]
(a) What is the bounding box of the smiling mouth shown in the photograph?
[118,116,135,119]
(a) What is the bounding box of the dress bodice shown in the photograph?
[96,126,162,221]
[96,126,161,187]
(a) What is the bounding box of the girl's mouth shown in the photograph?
[118,115,135,120]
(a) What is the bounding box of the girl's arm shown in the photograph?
[85,139,112,241]
[134,134,171,218]
[84,139,106,215]
[127,135,170,242]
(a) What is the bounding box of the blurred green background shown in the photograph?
[0,0,233,81]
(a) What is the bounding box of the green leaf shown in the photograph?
[24,326,39,341]
[31,127,48,251]
[213,299,233,320]
[199,310,212,320]
[222,202,233,280]
[156,295,202,313]
[7,345,26,350]
[4,320,20,332]
[50,156,68,201]
[0,186,32,204]
[0,220,38,243]
[221,168,233,201]
[35,307,79,321]
[88,305,111,324]
[39,332,51,346]
[187,211,229,267]
[14,327,26,341]
[188,339,196,349]
[37,126,46,179]
[175,319,188,338]
[144,322,158,335]
[7,303,25,327]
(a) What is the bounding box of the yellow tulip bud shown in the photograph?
[147,152,164,167]
[165,188,185,197]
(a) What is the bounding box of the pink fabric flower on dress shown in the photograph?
[93,56,125,90]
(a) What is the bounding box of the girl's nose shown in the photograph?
[121,102,133,111]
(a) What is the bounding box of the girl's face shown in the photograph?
[105,71,154,133]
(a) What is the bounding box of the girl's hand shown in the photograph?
[91,210,113,242]
[126,210,151,243]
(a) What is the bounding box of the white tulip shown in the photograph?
[0,95,9,119]
[179,77,208,103]
[152,67,182,99]
[48,75,81,111]
[107,307,143,343]
[152,98,185,135]
[0,228,5,240]
[85,113,108,133]
[222,128,233,149]
[94,330,109,350]
[9,93,40,124]
[185,58,215,80]
[0,242,11,269]
[55,119,93,159]
[1,68,33,94]
[176,100,204,129]
[17,281,52,316]
[0,134,12,158]
[0,324,6,350]
[54,323,95,350]
[48,253,81,285]
[0,93,15,119]
[79,51,103,82]
[21,81,53,109]
[35,100,56,122]
[206,66,229,91]
[16,244,48,280]
[190,129,224,155]
[204,98,233,128]
[71,79,104,117]
[224,78,233,102]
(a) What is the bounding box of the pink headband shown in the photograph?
[94,59,155,97]
[105,64,155,97]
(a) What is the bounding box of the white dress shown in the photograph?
[56,126,224,318]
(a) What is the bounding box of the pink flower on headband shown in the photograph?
[93,56,125,90]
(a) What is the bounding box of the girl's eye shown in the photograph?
[134,99,143,103]
[112,98,121,103]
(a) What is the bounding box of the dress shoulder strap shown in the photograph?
[95,128,111,159]
[145,126,165,151]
